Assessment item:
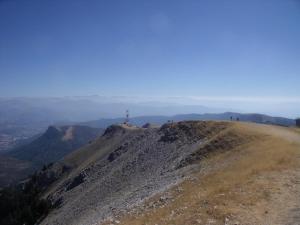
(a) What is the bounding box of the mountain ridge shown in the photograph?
[39,121,300,225]
[79,112,295,128]
[38,121,256,224]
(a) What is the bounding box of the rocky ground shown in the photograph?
[103,123,300,225]
[40,121,234,225]
[40,121,300,225]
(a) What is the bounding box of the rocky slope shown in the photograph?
[39,121,300,225]
[40,121,255,225]
[104,123,300,225]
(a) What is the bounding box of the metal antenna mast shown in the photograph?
[125,109,129,124]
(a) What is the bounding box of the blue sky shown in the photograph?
[0,0,300,116]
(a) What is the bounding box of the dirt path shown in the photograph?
[239,124,300,225]
[276,169,300,225]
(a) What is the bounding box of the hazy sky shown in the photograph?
[0,0,299,115]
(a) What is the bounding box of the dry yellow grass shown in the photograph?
[103,122,300,225]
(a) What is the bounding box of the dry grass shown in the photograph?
[104,122,300,225]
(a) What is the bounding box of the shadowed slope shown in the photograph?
[0,125,103,188]
[8,125,103,169]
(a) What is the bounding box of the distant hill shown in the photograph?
[80,112,295,128]
[7,125,103,169]
[0,125,103,188]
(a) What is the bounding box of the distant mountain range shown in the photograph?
[0,96,223,151]
[80,112,296,128]
[0,96,221,124]
[0,97,297,153]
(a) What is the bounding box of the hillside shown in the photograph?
[0,125,103,188]
[0,155,32,187]
[114,123,300,225]
[7,125,103,169]
[40,121,300,225]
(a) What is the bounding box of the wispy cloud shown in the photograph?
[184,96,300,103]
[78,95,300,104]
